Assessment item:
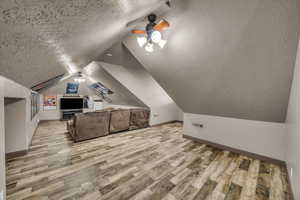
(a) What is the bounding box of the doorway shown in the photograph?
[4,98,27,155]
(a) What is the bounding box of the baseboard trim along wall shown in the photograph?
[151,120,183,127]
[183,134,285,166]
[5,150,27,159]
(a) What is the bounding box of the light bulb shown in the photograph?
[137,37,147,47]
[151,31,162,44]
[145,43,154,52]
[158,40,167,48]
[74,78,86,83]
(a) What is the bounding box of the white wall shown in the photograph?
[184,113,286,161]
[99,61,182,125]
[38,63,146,121]
[3,78,39,145]
[84,62,147,108]
[0,75,40,198]
[5,99,27,153]
[1,76,39,149]
[0,77,5,199]
[39,95,146,121]
[39,94,99,121]
[39,72,145,120]
[39,94,62,121]
[39,75,95,121]
[286,38,300,199]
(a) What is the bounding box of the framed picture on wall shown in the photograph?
[89,82,113,95]
[43,95,57,110]
[66,83,79,94]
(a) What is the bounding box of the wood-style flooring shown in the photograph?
[6,121,292,200]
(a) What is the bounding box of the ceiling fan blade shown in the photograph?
[131,30,146,34]
[154,20,170,31]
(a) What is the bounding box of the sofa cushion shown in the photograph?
[109,109,131,133]
[75,111,110,142]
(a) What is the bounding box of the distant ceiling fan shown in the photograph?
[131,13,170,52]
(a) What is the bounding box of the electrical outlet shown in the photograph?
[192,123,204,128]
[0,190,3,200]
[290,168,293,177]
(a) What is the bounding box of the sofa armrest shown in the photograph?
[129,108,150,130]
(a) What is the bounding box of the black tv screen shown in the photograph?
[60,98,83,110]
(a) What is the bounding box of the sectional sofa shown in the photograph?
[67,108,150,142]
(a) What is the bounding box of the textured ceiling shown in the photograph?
[0,0,167,88]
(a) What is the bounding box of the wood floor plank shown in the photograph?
[240,159,260,200]
[5,121,292,200]
[193,179,218,200]
[102,174,154,200]
[224,183,242,200]
[269,165,285,200]
[255,161,272,200]
[210,154,242,200]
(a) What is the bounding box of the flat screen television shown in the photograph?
[60,98,83,110]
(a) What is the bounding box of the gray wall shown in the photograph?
[0,76,40,199]
[41,71,145,107]
[83,62,146,107]
[286,36,300,199]
[98,43,182,124]
[124,0,300,122]
[39,71,146,120]
[41,76,95,96]
[0,77,5,199]
[5,99,27,153]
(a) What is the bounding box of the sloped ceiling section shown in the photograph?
[39,75,94,96]
[124,0,300,123]
[83,62,146,107]
[41,65,146,108]
[0,0,167,88]
[98,42,181,109]
[97,43,182,124]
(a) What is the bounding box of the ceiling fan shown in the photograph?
[131,13,170,52]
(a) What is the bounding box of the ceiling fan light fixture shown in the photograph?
[158,39,167,48]
[145,43,154,52]
[151,31,162,44]
[74,77,86,83]
[137,37,147,47]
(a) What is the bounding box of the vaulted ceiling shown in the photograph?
[124,0,300,122]
[0,0,167,87]
[1,0,300,122]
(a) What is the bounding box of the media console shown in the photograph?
[61,109,83,120]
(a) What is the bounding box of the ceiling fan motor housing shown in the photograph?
[148,14,157,23]
[146,14,158,41]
